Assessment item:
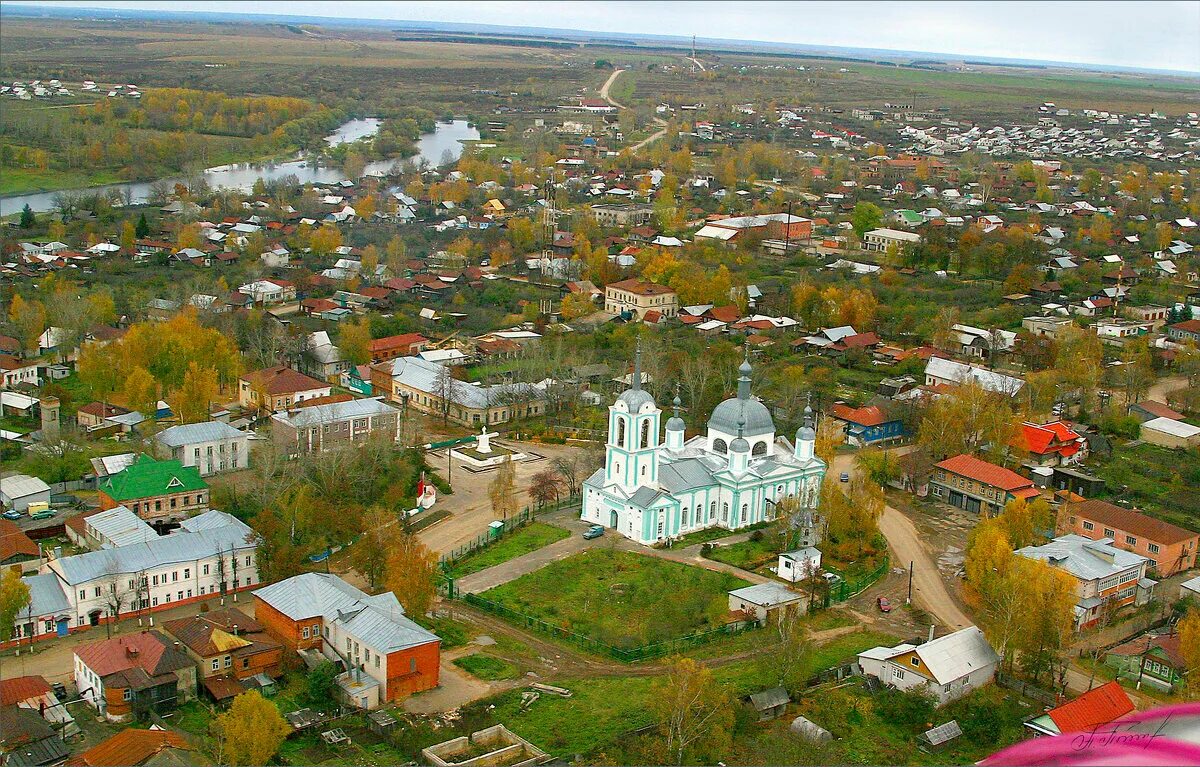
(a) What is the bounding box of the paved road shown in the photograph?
[416,439,586,556]
[834,450,973,631]
[598,69,667,153]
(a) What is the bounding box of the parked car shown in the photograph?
[2,509,22,520]
[877,596,892,613]
[840,472,850,483]
[31,509,56,520]
[583,525,605,540]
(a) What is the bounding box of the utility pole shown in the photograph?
[907,560,914,605]
[783,200,793,256]
[691,35,696,74]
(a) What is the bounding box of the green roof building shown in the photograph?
[98,454,209,522]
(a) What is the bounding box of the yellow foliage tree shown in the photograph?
[8,294,46,353]
[168,361,218,425]
[1179,608,1200,698]
[123,365,159,416]
[385,532,439,618]
[215,690,291,766]
[338,318,373,366]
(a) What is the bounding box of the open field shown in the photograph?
[478,548,751,648]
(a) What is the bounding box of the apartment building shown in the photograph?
[154,421,249,476]
[930,454,1039,516]
[1057,499,1198,576]
[1015,535,1152,629]
[97,455,209,522]
[271,397,400,457]
[604,278,679,320]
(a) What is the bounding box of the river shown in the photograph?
[1,118,480,216]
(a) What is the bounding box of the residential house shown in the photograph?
[301,331,350,383]
[154,421,250,476]
[76,402,132,431]
[1057,499,1197,576]
[1011,421,1085,467]
[589,203,654,227]
[1140,417,1200,449]
[695,213,812,243]
[604,278,679,320]
[856,626,1000,706]
[830,402,904,446]
[0,705,70,767]
[97,455,208,522]
[930,454,1039,515]
[66,728,197,767]
[1015,535,1152,629]
[949,324,1015,360]
[74,631,195,721]
[0,519,38,569]
[371,356,544,427]
[1024,681,1134,736]
[1128,400,1185,424]
[923,357,1025,396]
[1167,319,1200,343]
[368,333,429,363]
[236,279,296,306]
[253,573,441,709]
[271,397,400,457]
[162,608,282,704]
[238,366,331,414]
[0,355,39,389]
[1104,634,1184,692]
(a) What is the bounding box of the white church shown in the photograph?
[582,349,827,546]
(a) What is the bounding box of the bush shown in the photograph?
[305,661,338,708]
[749,530,765,543]
[872,686,937,733]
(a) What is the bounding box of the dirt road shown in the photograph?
[834,451,973,631]
[598,68,667,153]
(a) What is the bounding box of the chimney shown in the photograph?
[928,625,936,643]
[232,624,238,637]
[126,646,140,659]
[53,546,62,560]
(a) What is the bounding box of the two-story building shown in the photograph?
[1166,318,1200,343]
[604,278,679,320]
[44,510,258,632]
[237,279,296,306]
[238,366,331,414]
[589,203,654,228]
[253,573,440,709]
[301,331,351,383]
[1011,420,1086,468]
[1057,499,1198,577]
[162,608,282,704]
[930,454,1039,516]
[0,354,39,389]
[1015,535,1152,629]
[370,356,544,427]
[270,397,400,457]
[861,228,921,254]
[97,455,209,523]
[154,422,249,476]
[73,631,196,721]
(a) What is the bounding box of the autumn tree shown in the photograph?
[360,244,379,280]
[386,531,439,617]
[757,604,814,696]
[528,470,564,508]
[650,657,734,765]
[385,236,407,275]
[560,292,596,321]
[1179,607,1200,698]
[0,568,31,644]
[338,318,373,366]
[120,220,136,254]
[8,294,46,353]
[214,691,291,766]
[176,222,203,251]
[123,366,159,417]
[309,224,343,256]
[489,456,520,519]
[850,201,883,238]
[917,381,1018,461]
[168,361,218,425]
[352,507,396,591]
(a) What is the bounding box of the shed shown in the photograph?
[368,710,398,736]
[789,715,833,742]
[919,720,963,749]
[727,582,807,623]
[1,474,51,512]
[747,686,790,721]
[1140,417,1200,449]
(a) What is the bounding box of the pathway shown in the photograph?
[598,68,667,154]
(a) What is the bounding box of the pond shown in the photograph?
[1,119,480,215]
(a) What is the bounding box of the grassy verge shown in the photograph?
[453,653,520,680]
[447,522,570,578]
[704,535,778,571]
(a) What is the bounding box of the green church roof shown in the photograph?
[100,454,207,501]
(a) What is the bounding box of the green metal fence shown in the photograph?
[461,593,761,663]
[825,555,890,604]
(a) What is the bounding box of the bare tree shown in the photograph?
[552,454,584,498]
[100,556,135,638]
[757,604,815,695]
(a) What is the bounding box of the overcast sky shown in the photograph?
[20,1,1200,73]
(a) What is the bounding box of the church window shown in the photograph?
[616,418,626,448]
[696,504,702,525]
[709,502,716,520]
[713,438,727,454]
[641,465,647,476]
[752,441,767,456]
[721,503,729,522]
[741,504,748,523]
[682,508,689,527]
[640,419,650,448]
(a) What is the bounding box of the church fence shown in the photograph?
[461,593,761,662]
[825,555,891,604]
[437,497,582,567]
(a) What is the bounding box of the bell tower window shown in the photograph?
[640,419,650,448]
[616,418,626,448]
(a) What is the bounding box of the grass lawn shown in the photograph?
[672,521,769,549]
[479,548,750,649]
[1085,443,1200,530]
[704,535,779,571]
[453,653,520,681]
[413,613,474,650]
[447,522,570,578]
